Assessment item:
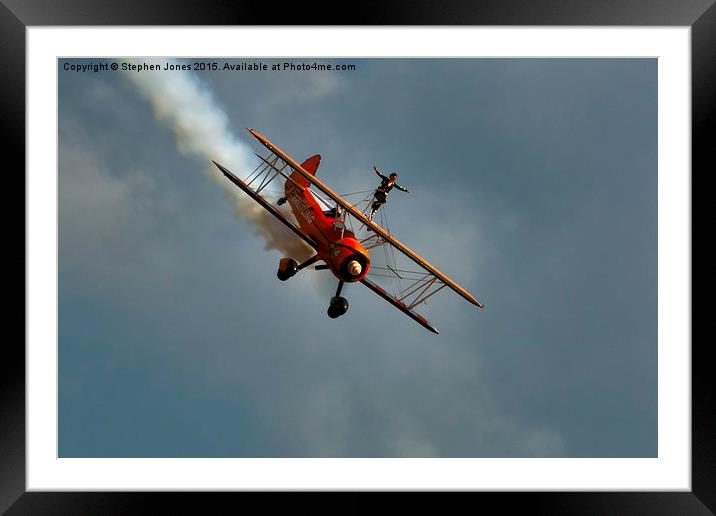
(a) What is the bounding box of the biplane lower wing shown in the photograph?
[361,278,439,334]
[247,128,485,310]
[212,160,318,250]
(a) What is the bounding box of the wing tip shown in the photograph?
[211,160,229,175]
[465,294,485,309]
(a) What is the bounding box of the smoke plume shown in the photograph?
[119,58,313,261]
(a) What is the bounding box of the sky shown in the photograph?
[58,58,657,457]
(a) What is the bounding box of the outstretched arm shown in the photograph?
[394,182,409,193]
[373,165,388,181]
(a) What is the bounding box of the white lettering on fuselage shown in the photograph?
[289,191,315,224]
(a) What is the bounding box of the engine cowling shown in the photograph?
[329,239,370,282]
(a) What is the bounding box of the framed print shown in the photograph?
[4,0,710,513]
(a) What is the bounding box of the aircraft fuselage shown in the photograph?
[285,176,370,283]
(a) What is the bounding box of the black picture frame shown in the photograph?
[3,1,709,514]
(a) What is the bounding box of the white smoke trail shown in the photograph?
[119,58,313,261]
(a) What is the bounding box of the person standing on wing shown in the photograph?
[369,165,409,222]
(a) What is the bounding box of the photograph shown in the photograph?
[58,56,657,459]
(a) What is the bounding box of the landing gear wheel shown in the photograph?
[327,296,349,318]
[277,258,298,281]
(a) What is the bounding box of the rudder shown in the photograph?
[290,154,321,187]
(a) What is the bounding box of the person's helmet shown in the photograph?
[389,172,398,178]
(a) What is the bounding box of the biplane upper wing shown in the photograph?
[247,128,485,310]
[211,159,318,250]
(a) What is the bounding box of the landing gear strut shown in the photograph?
[277,255,319,281]
[327,281,349,319]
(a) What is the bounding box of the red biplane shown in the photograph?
[212,129,484,333]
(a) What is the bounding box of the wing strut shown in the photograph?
[361,278,439,334]
[212,160,318,250]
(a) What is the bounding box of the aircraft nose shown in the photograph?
[348,260,362,276]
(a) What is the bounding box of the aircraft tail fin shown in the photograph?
[291,154,321,187]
